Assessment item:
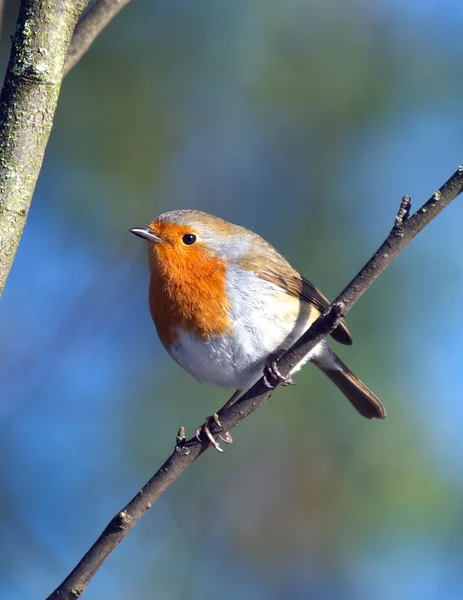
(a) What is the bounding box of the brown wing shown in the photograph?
[240,239,352,346]
[298,276,352,345]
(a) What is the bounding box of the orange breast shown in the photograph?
[147,223,232,349]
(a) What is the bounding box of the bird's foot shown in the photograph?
[195,413,233,453]
[263,351,295,388]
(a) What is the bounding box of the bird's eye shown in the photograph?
[182,233,197,245]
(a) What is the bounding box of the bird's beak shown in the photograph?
[130,227,162,243]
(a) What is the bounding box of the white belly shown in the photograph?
[168,266,323,391]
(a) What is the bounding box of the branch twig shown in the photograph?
[0,0,5,41]
[64,0,132,75]
[46,166,463,599]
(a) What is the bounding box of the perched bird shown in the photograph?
[131,210,386,450]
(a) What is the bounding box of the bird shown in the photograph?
[131,210,386,451]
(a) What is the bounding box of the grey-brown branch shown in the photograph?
[46,166,463,599]
[64,0,132,75]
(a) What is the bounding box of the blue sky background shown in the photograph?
[1,1,463,598]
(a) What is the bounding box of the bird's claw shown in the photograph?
[263,352,295,388]
[219,431,233,444]
[195,413,232,452]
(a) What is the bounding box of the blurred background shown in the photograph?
[1,0,463,598]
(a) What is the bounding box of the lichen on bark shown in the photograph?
[0,0,89,295]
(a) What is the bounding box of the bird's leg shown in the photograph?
[216,388,242,444]
[195,389,241,452]
[195,413,226,452]
[263,350,295,387]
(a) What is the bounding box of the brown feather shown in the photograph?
[240,239,352,346]
[314,351,386,419]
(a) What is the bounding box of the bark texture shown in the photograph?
[0,0,89,295]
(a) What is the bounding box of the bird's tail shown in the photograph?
[311,347,386,419]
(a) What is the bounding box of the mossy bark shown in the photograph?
[0,0,89,296]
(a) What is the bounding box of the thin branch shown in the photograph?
[46,165,463,599]
[0,0,89,296]
[64,0,132,75]
[0,0,5,41]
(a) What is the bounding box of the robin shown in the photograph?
[131,210,386,451]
